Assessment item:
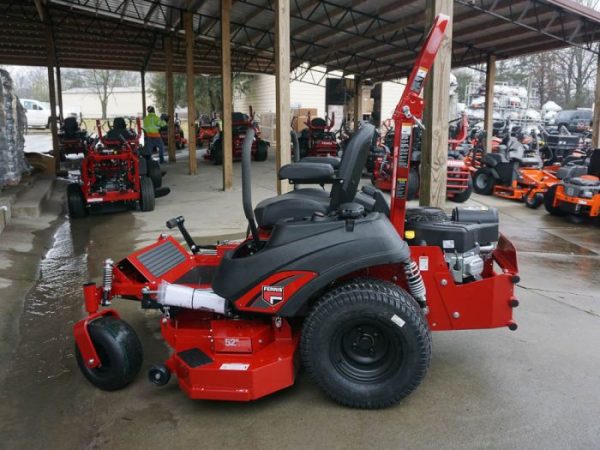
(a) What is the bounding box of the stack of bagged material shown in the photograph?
[0,69,30,188]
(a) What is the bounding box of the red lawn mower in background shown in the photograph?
[298,111,340,158]
[372,118,472,202]
[205,107,269,165]
[58,116,91,159]
[159,113,187,150]
[196,113,220,148]
[73,16,519,409]
[67,117,157,218]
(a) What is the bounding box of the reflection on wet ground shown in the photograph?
[1,189,600,449]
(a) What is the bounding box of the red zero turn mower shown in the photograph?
[205,107,269,165]
[160,113,187,149]
[73,16,519,408]
[58,116,90,158]
[372,124,472,202]
[196,113,220,148]
[298,112,340,158]
[67,117,157,218]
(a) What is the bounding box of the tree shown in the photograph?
[2,66,50,102]
[61,69,139,118]
[149,73,255,117]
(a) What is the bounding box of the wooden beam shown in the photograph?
[222,0,233,190]
[593,53,600,149]
[184,10,197,175]
[56,65,63,121]
[484,54,496,153]
[420,0,453,208]
[43,14,59,175]
[353,77,363,131]
[165,35,176,163]
[275,0,291,195]
[141,71,147,117]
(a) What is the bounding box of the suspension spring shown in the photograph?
[102,258,114,305]
[404,259,427,308]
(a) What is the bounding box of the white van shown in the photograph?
[21,99,51,128]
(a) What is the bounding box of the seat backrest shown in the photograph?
[589,149,600,177]
[63,117,79,136]
[113,117,127,130]
[329,123,375,208]
[311,117,327,128]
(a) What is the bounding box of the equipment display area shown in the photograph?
[0,1,599,449]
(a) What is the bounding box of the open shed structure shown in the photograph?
[1,0,599,206]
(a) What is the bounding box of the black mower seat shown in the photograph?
[557,165,588,180]
[278,162,335,183]
[300,156,341,169]
[567,177,600,187]
[254,123,375,228]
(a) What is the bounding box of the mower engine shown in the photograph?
[563,179,600,202]
[406,207,499,283]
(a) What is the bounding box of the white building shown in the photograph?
[62,87,155,119]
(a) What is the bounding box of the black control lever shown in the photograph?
[166,216,199,253]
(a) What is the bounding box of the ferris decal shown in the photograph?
[262,285,284,305]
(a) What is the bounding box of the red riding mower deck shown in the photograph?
[298,112,340,158]
[544,149,600,223]
[159,113,187,150]
[58,116,90,159]
[67,117,166,218]
[196,113,220,148]
[372,123,472,202]
[73,16,519,409]
[205,107,269,165]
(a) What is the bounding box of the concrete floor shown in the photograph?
[1,149,599,449]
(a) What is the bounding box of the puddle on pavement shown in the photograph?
[501,223,598,256]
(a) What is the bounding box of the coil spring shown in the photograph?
[102,258,114,304]
[404,260,427,306]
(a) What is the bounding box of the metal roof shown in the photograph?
[0,0,598,81]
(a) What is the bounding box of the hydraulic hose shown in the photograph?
[241,127,260,246]
[291,129,300,163]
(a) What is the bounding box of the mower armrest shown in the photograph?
[300,156,341,170]
[278,162,335,184]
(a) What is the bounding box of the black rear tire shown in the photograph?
[139,177,155,212]
[75,316,143,391]
[450,177,473,203]
[473,168,496,195]
[212,139,223,165]
[301,279,431,409]
[67,183,86,218]
[148,159,162,188]
[407,167,420,200]
[254,140,268,161]
[543,184,567,216]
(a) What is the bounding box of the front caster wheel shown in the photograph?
[75,316,143,391]
[148,364,171,386]
[301,279,431,409]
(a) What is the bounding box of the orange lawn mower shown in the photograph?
[544,149,600,223]
[196,112,220,148]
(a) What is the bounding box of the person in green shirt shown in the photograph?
[143,106,167,163]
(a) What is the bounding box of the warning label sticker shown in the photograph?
[411,67,428,92]
[220,363,250,371]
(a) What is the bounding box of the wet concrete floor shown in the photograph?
[1,156,600,449]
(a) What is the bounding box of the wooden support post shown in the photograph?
[484,54,496,154]
[184,10,197,175]
[420,0,453,208]
[44,25,60,175]
[275,0,291,194]
[354,76,362,131]
[165,35,176,163]
[141,71,147,117]
[56,66,63,121]
[592,54,600,149]
[221,0,233,190]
